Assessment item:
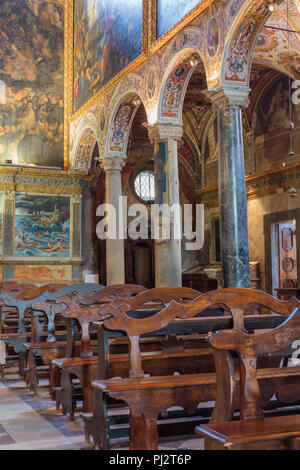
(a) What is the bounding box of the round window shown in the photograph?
[134,171,155,202]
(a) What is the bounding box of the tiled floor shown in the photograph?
[0,367,204,451]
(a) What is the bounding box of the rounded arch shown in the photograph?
[106,90,148,157]
[72,111,99,169]
[221,0,287,89]
[157,45,208,125]
[73,127,98,170]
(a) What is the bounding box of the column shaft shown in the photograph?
[103,158,125,285]
[217,104,250,288]
[149,124,183,287]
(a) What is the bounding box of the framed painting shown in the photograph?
[0,0,64,169]
[69,0,146,116]
[14,194,71,258]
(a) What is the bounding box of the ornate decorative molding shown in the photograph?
[205,86,251,110]
[147,122,183,142]
[65,0,149,126]
[100,156,127,172]
[150,0,214,53]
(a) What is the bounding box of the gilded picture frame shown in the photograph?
[150,0,214,52]
[64,0,148,168]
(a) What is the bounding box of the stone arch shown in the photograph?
[72,112,99,169]
[106,90,148,157]
[73,127,98,170]
[157,45,208,125]
[221,0,288,89]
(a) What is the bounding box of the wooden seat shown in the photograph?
[91,288,300,450]
[196,414,300,450]
[51,284,147,417]
[195,294,300,450]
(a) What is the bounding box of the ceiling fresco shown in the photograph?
[254,0,300,78]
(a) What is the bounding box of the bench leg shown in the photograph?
[49,364,61,401]
[91,390,110,450]
[60,370,75,419]
[129,415,158,450]
[19,351,27,380]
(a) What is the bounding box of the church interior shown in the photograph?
[1,0,300,452]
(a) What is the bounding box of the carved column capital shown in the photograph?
[99,156,126,172]
[204,87,251,111]
[147,122,183,143]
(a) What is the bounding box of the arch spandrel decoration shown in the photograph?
[71,111,99,170]
[108,99,139,154]
[221,0,287,89]
[104,72,150,158]
[156,25,209,125]
[160,61,193,120]
[74,129,97,170]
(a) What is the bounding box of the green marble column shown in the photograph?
[214,90,250,288]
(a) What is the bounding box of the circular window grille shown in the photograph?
[134,171,155,202]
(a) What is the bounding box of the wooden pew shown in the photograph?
[53,286,202,422]
[195,292,300,450]
[22,283,104,393]
[52,284,147,418]
[0,283,39,376]
[83,286,223,448]
[91,288,299,450]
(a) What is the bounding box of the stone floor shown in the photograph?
[0,367,205,451]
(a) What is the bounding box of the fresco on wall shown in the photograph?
[256,77,298,136]
[73,0,143,112]
[0,0,64,168]
[255,76,300,173]
[154,142,168,205]
[15,195,70,258]
[157,0,201,39]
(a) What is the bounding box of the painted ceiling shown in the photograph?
[254,0,300,78]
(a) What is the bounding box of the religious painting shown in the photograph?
[254,75,300,173]
[156,0,202,39]
[154,142,168,206]
[0,0,64,168]
[73,0,143,112]
[256,77,298,136]
[14,195,70,258]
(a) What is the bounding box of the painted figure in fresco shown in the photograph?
[0,0,64,167]
[73,0,142,111]
[154,146,167,206]
[15,195,70,258]
[261,80,290,131]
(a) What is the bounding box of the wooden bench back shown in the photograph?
[5,283,103,334]
[99,288,295,379]
[55,284,147,357]
[76,284,147,306]
[207,304,300,421]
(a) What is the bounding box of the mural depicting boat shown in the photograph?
[15,195,71,258]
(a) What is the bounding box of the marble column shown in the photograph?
[212,89,251,288]
[81,181,99,283]
[148,123,183,287]
[101,156,126,286]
